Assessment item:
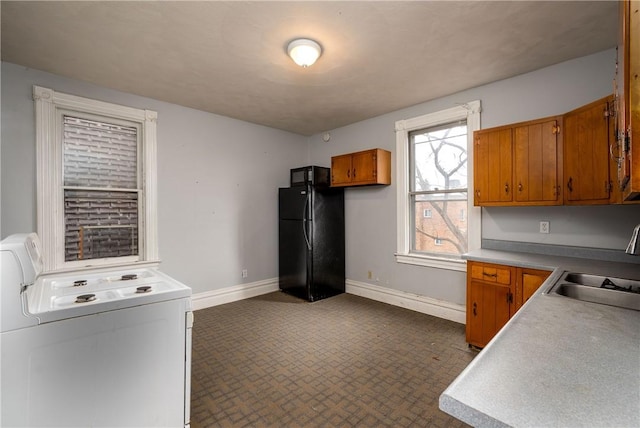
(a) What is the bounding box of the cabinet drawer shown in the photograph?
[470,264,511,284]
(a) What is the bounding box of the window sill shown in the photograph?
[43,259,161,277]
[395,253,466,272]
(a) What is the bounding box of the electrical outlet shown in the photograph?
[242,269,248,278]
[539,221,550,234]
[367,271,372,279]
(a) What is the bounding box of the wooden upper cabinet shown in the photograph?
[331,148,391,187]
[473,116,561,206]
[563,96,620,205]
[473,94,635,207]
[513,118,562,204]
[474,128,513,205]
[330,154,353,186]
[616,0,640,201]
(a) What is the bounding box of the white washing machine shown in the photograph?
[1,233,193,427]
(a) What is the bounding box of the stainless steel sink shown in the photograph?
[548,272,640,311]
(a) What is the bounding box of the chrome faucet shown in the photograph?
[626,224,640,255]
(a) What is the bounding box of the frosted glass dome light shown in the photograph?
[287,39,322,67]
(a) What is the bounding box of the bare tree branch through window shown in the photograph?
[410,122,468,256]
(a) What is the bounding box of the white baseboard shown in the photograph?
[346,279,466,324]
[191,278,466,325]
[191,277,279,311]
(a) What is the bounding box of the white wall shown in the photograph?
[1,62,308,295]
[309,49,640,306]
[3,50,638,308]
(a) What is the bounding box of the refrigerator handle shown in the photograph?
[302,192,312,250]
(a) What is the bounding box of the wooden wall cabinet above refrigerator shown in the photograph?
[330,148,391,187]
[474,117,562,206]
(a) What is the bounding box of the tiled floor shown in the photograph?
[190,292,476,427]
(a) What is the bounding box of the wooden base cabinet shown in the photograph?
[466,261,515,348]
[515,267,551,312]
[466,261,551,348]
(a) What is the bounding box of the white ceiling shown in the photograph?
[1,1,618,136]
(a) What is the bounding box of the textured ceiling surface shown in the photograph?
[1,1,618,136]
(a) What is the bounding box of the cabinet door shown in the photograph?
[466,261,515,348]
[618,0,640,201]
[474,129,513,205]
[330,154,352,186]
[351,150,377,184]
[629,0,640,201]
[467,279,513,348]
[515,268,550,311]
[331,149,391,187]
[466,279,484,347]
[564,97,613,204]
[514,119,560,204]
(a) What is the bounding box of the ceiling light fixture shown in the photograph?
[287,38,322,68]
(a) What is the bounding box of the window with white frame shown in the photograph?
[395,101,481,271]
[34,86,159,272]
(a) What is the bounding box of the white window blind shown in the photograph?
[63,116,138,188]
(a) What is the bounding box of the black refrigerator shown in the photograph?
[279,166,345,302]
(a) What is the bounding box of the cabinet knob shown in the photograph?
[567,177,573,193]
[518,182,523,192]
[473,302,477,317]
[504,183,510,194]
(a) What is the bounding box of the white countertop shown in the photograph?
[439,249,640,427]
